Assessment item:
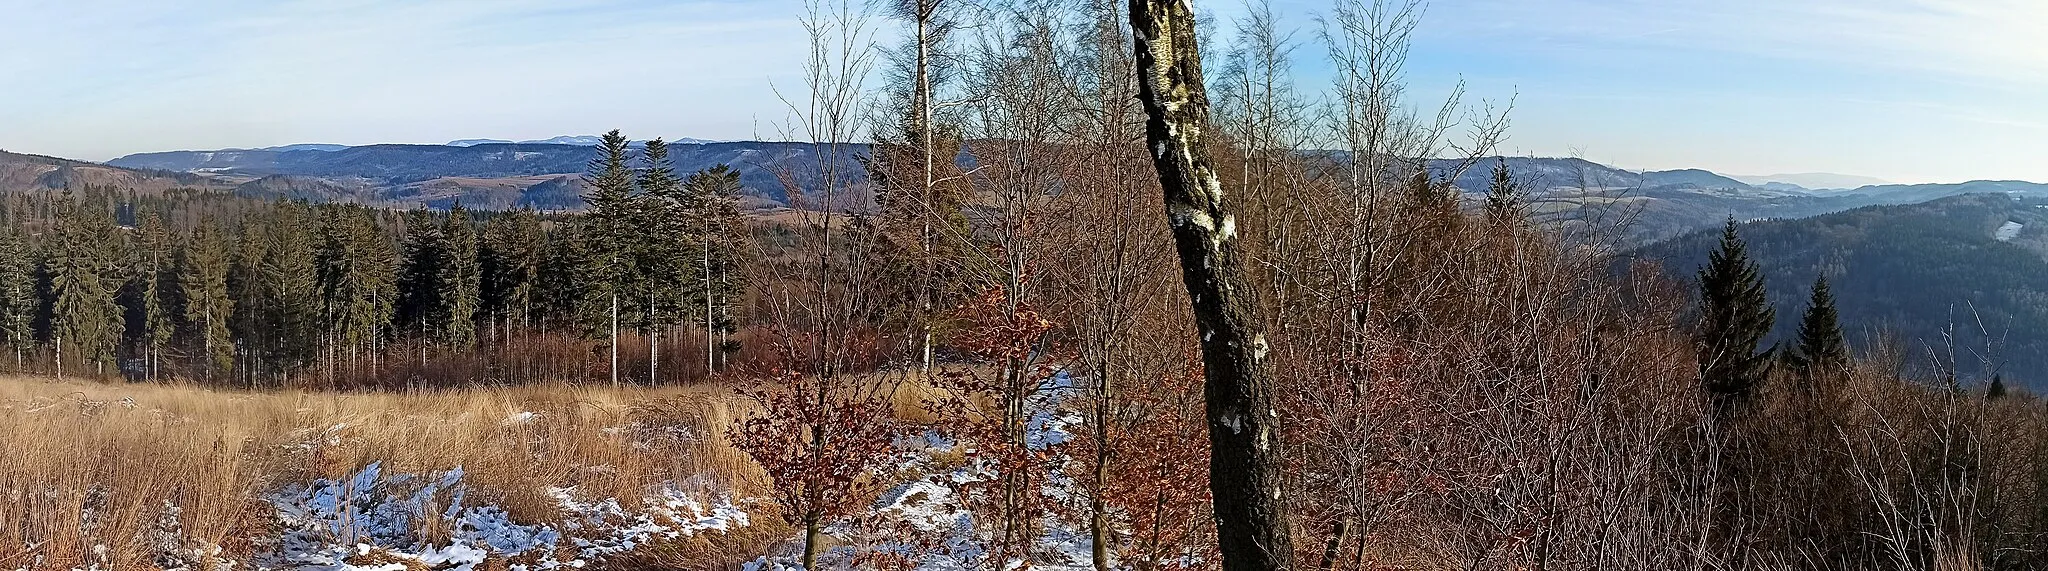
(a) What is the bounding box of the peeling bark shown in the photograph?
[1129,2,1294,570]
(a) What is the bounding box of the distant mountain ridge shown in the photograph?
[260,144,351,152]
[446,135,721,147]
[1423,157,2048,242]
[1632,193,2048,388]
[0,149,229,194]
[1427,158,1797,196]
[83,143,2048,226]
[109,141,853,209]
[1730,172,1892,191]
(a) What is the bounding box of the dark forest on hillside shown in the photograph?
[0,137,749,389]
[1636,193,2048,389]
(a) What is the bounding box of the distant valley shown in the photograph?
[0,149,231,195]
[3,139,2045,245]
[100,138,842,210]
[1633,193,2048,387]
[1431,157,2048,242]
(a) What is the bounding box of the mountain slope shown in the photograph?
[1731,172,1892,190]
[1640,168,1756,190]
[98,142,2048,229]
[0,150,227,193]
[1630,193,2048,388]
[1433,157,2048,243]
[111,141,852,206]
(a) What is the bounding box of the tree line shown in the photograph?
[1,139,748,387]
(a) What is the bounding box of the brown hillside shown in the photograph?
[0,150,229,193]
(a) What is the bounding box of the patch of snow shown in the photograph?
[1997,221,2024,242]
[741,369,1100,571]
[519,136,606,146]
[549,481,750,560]
[262,463,749,570]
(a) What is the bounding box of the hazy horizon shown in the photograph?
[2,0,2042,184]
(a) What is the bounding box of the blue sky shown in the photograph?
[1,0,2042,183]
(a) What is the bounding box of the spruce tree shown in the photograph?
[316,206,397,368]
[635,138,687,383]
[397,210,447,340]
[439,204,482,347]
[180,220,235,378]
[1483,158,1520,225]
[583,130,638,385]
[1696,217,1776,416]
[135,210,176,380]
[536,222,595,335]
[1786,275,1849,383]
[49,195,123,377]
[0,228,36,370]
[480,208,544,335]
[255,202,322,378]
[228,221,266,379]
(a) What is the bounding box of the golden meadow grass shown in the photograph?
[0,375,775,569]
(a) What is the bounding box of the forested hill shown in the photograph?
[108,142,857,207]
[1630,193,2048,388]
[72,143,2048,238]
[0,150,228,194]
[1433,157,2048,243]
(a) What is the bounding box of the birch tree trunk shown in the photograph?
[1129,1,1293,569]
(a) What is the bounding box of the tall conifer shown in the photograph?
[0,229,36,370]
[535,221,595,335]
[1786,275,1849,383]
[397,210,447,340]
[256,203,322,378]
[316,206,397,368]
[583,130,638,385]
[181,220,235,378]
[49,195,123,377]
[136,209,175,380]
[636,139,687,382]
[440,204,481,347]
[1697,218,1776,416]
[481,208,544,336]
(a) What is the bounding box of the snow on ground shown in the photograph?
[259,463,747,571]
[1997,220,2024,241]
[124,370,1113,571]
[744,371,1099,571]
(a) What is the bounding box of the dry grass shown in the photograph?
[0,375,770,569]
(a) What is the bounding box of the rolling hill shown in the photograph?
[1430,157,2048,243]
[0,150,228,194]
[71,142,2048,239]
[1630,193,2048,388]
[110,141,855,208]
